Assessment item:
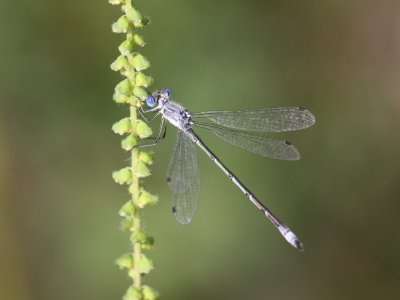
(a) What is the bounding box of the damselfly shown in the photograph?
[139,88,315,250]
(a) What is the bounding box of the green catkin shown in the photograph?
[110,1,159,299]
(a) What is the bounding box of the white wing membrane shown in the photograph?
[195,123,300,160]
[192,107,315,132]
[167,130,200,225]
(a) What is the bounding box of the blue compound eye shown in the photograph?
[146,95,156,108]
[162,87,172,97]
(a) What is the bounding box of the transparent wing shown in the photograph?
[167,130,200,225]
[192,107,315,132]
[195,122,300,160]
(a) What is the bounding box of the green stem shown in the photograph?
[130,105,142,289]
[111,0,158,299]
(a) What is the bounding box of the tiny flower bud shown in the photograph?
[132,86,148,101]
[136,120,152,139]
[139,151,153,165]
[119,217,133,232]
[135,73,153,88]
[110,55,128,71]
[133,34,145,47]
[112,15,130,33]
[112,118,131,135]
[115,253,133,269]
[134,16,151,28]
[142,285,159,300]
[112,167,132,185]
[109,0,124,5]
[123,286,142,300]
[124,4,142,23]
[121,133,138,151]
[115,79,132,95]
[137,254,154,274]
[134,160,151,178]
[118,39,134,55]
[132,54,150,71]
[137,190,158,208]
[119,200,136,217]
[112,93,130,104]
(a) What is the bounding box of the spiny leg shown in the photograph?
[137,109,161,123]
[137,117,167,148]
[135,101,166,147]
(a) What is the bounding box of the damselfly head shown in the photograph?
[146,88,172,108]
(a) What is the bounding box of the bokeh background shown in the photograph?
[1,0,400,299]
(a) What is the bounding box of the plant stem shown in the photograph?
[111,0,158,298]
[130,105,142,288]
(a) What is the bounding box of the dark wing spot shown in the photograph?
[172,205,177,213]
[166,177,171,183]
[284,140,292,145]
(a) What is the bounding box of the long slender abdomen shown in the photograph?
[186,129,304,251]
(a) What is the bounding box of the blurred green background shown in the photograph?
[1,0,400,299]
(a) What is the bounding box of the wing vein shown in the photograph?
[192,107,315,132]
[167,130,200,224]
[194,122,300,160]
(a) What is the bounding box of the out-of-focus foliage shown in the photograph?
[1,1,399,300]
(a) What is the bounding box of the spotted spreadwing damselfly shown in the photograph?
[139,88,315,251]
